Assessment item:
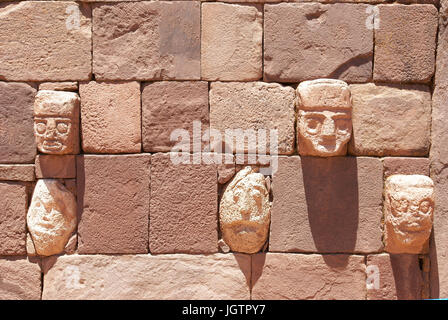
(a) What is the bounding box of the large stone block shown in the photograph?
[0,82,36,164]
[264,3,373,82]
[201,3,262,81]
[0,165,35,182]
[93,1,200,80]
[150,153,218,254]
[77,154,150,254]
[42,253,250,300]
[252,253,366,299]
[374,4,438,83]
[0,182,27,255]
[349,84,431,156]
[35,155,76,179]
[142,81,209,153]
[0,2,91,81]
[209,82,295,155]
[79,81,141,153]
[0,257,41,300]
[383,157,430,178]
[269,156,383,253]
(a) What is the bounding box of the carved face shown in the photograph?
[34,116,73,153]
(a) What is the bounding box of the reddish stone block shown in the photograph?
[35,155,76,179]
[0,257,41,300]
[0,182,27,255]
[150,153,218,254]
[0,165,35,182]
[383,157,430,177]
[39,82,78,91]
[77,154,150,254]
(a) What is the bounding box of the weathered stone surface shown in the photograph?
[201,3,262,81]
[150,153,218,254]
[367,253,423,300]
[0,2,91,81]
[27,179,77,256]
[349,83,431,156]
[77,155,150,254]
[39,82,78,92]
[269,156,383,253]
[43,253,250,300]
[0,82,36,164]
[64,234,77,255]
[220,167,271,254]
[210,82,295,155]
[218,160,236,185]
[264,3,373,82]
[0,257,41,300]
[383,157,430,178]
[0,182,27,255]
[34,90,80,155]
[26,233,36,257]
[384,175,434,254]
[0,165,35,182]
[79,81,141,153]
[252,253,366,299]
[374,4,438,83]
[142,81,208,152]
[93,2,200,80]
[35,155,76,179]
[297,79,352,157]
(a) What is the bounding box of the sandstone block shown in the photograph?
[201,3,262,81]
[252,253,366,299]
[0,2,91,81]
[0,165,35,182]
[150,153,218,254]
[209,82,295,155]
[349,83,431,156]
[383,157,430,178]
[0,82,36,163]
[264,3,373,82]
[77,155,150,254]
[93,2,200,80]
[374,4,438,83]
[269,156,383,253]
[142,81,209,152]
[79,81,141,153]
[0,182,27,255]
[35,155,76,179]
[0,257,41,300]
[39,82,78,92]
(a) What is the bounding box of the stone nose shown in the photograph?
[44,119,57,137]
[321,118,336,137]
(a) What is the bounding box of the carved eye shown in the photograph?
[56,122,69,134]
[391,197,409,212]
[35,121,46,134]
[305,117,322,134]
[335,119,350,133]
[419,200,432,214]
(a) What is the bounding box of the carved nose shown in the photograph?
[321,118,336,137]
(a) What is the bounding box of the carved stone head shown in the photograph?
[34,90,80,155]
[384,175,435,254]
[297,79,352,157]
[219,166,271,254]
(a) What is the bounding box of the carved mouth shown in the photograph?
[43,140,63,151]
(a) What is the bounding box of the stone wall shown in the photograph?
[0,0,446,300]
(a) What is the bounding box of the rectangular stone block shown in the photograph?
[79,81,141,153]
[209,82,295,155]
[142,81,209,153]
[264,3,373,82]
[383,157,430,178]
[0,257,41,300]
[367,254,424,300]
[0,2,91,81]
[0,165,35,182]
[252,253,366,299]
[39,82,78,92]
[269,156,383,253]
[150,153,218,254]
[201,3,262,81]
[349,84,431,156]
[93,1,200,80]
[0,82,36,164]
[35,155,76,179]
[374,4,438,83]
[42,253,250,300]
[0,182,27,255]
[77,154,150,254]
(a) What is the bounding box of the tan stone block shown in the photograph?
[264,3,373,82]
[93,2,200,80]
[201,3,262,81]
[35,155,76,179]
[0,165,35,182]
[0,257,41,300]
[349,83,431,156]
[39,82,78,92]
[42,254,250,300]
[383,157,430,178]
[269,156,383,253]
[77,155,150,254]
[374,4,438,83]
[79,81,141,153]
[209,82,295,155]
[0,2,91,81]
[252,253,366,299]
